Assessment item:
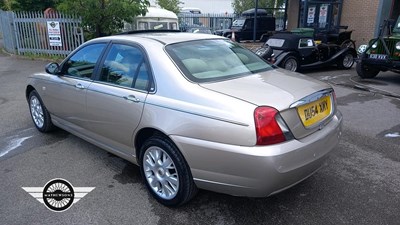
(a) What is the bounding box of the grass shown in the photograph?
[21,52,64,62]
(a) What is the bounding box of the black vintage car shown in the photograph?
[255,32,357,72]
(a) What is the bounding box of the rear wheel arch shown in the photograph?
[134,128,189,162]
[135,128,164,159]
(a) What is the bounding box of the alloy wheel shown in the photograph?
[143,146,179,200]
[30,96,44,128]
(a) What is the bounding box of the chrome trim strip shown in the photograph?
[86,88,145,103]
[193,178,252,189]
[290,88,335,130]
[145,102,249,127]
[290,89,333,108]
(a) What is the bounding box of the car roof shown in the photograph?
[268,32,313,50]
[93,32,226,45]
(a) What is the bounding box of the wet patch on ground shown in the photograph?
[390,99,400,110]
[351,77,389,86]
[112,162,141,185]
[377,124,400,140]
[0,127,70,161]
[0,97,7,105]
[336,92,382,106]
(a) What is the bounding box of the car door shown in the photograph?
[297,38,318,64]
[85,43,152,153]
[43,43,107,127]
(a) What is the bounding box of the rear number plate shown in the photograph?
[369,54,388,60]
[297,96,331,127]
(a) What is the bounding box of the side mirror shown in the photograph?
[45,62,60,75]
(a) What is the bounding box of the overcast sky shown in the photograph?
[149,0,234,13]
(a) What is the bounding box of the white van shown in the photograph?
[124,6,179,31]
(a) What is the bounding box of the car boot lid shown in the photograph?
[199,69,331,111]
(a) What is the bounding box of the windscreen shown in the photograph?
[166,39,273,83]
[232,19,245,27]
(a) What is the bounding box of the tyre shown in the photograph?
[340,39,356,49]
[281,56,299,72]
[356,61,379,78]
[337,51,354,69]
[28,90,55,132]
[139,135,197,206]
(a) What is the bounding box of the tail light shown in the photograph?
[254,106,293,145]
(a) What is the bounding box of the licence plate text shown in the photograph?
[297,96,331,127]
[369,54,388,60]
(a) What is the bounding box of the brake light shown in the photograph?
[254,106,291,145]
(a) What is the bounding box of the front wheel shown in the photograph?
[28,90,55,132]
[356,61,379,78]
[281,56,299,72]
[337,51,355,69]
[139,135,197,206]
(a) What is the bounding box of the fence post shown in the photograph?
[2,10,18,54]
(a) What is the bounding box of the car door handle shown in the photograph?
[75,83,86,89]
[123,95,140,103]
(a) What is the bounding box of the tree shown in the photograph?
[156,0,181,14]
[57,0,150,38]
[0,0,7,10]
[10,0,57,11]
[232,0,285,14]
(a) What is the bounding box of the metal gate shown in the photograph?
[0,10,84,57]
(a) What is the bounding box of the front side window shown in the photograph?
[166,39,273,83]
[98,44,150,90]
[62,43,106,79]
[232,19,245,27]
[299,38,315,48]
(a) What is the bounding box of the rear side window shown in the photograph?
[98,44,150,91]
[266,38,285,47]
[166,39,273,83]
[61,43,106,79]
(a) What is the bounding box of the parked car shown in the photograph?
[255,32,357,72]
[26,31,342,206]
[185,27,212,34]
[356,16,400,78]
[214,8,275,42]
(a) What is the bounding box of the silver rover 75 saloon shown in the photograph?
[26,31,342,206]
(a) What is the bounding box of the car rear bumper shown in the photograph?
[171,110,343,197]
